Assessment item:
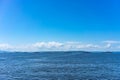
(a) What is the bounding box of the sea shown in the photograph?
[0,51,120,80]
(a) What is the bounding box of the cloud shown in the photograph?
[103,40,120,48]
[103,40,120,44]
[0,43,13,51]
[32,42,100,51]
[0,40,120,51]
[33,41,63,48]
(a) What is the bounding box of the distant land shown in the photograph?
[0,50,115,53]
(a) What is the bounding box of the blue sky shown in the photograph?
[0,0,120,51]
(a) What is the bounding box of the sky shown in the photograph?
[0,0,120,51]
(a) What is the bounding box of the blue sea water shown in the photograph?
[0,51,120,80]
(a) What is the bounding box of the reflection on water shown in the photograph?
[0,52,120,80]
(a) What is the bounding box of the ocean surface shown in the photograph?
[0,51,120,80]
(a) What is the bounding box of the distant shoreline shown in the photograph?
[0,50,118,53]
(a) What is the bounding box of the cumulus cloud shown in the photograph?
[33,41,63,48]
[0,40,120,51]
[0,43,13,51]
[32,42,100,51]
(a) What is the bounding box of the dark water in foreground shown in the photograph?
[0,51,120,80]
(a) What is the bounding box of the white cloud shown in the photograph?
[0,40,120,51]
[0,43,13,51]
[103,40,120,48]
[32,42,100,51]
[33,41,63,49]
